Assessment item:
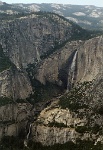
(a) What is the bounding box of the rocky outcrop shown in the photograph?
[37,108,85,127]
[31,102,82,145]
[0,13,76,69]
[34,40,82,85]
[0,102,33,139]
[0,13,100,99]
[0,12,93,99]
[32,125,78,145]
[31,98,103,146]
[30,72,103,146]
[77,36,103,82]
[0,12,103,146]
[34,36,103,88]
[0,67,32,100]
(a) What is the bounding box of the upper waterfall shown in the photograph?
[67,50,78,92]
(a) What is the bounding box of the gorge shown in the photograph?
[0,7,103,150]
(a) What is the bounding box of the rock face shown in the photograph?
[37,106,85,127]
[0,11,103,147]
[0,12,93,99]
[35,40,82,85]
[0,13,76,69]
[34,36,103,88]
[32,125,77,145]
[28,34,103,146]
[0,68,32,100]
[0,102,33,139]
[31,95,103,146]
[31,102,81,145]
[77,36,103,82]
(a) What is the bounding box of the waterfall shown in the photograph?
[37,50,40,62]
[36,47,41,62]
[24,124,32,147]
[71,51,78,72]
[67,50,78,92]
[27,124,32,140]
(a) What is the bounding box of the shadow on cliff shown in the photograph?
[58,50,78,90]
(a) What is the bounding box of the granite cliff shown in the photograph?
[0,68,32,100]
[0,12,97,100]
[31,78,103,147]
[0,102,33,139]
[34,36,103,89]
[0,11,103,150]
[0,12,90,69]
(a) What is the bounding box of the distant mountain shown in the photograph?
[0,1,28,14]
[0,2,103,30]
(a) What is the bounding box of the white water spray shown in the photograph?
[27,124,31,140]
[36,49,40,62]
[24,124,32,147]
[67,50,78,92]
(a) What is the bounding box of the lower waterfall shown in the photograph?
[24,124,32,147]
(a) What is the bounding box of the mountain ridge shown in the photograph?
[0,2,103,30]
[0,7,103,150]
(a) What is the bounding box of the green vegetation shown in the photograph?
[0,12,28,22]
[0,56,11,72]
[26,64,63,105]
[75,124,101,134]
[0,136,24,150]
[1,136,103,150]
[48,122,67,128]
[40,41,66,59]
[16,99,27,103]
[26,79,63,105]
[96,105,103,115]
[0,44,12,72]
[40,38,73,59]
[0,97,13,106]
[59,81,93,111]
[75,126,88,134]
